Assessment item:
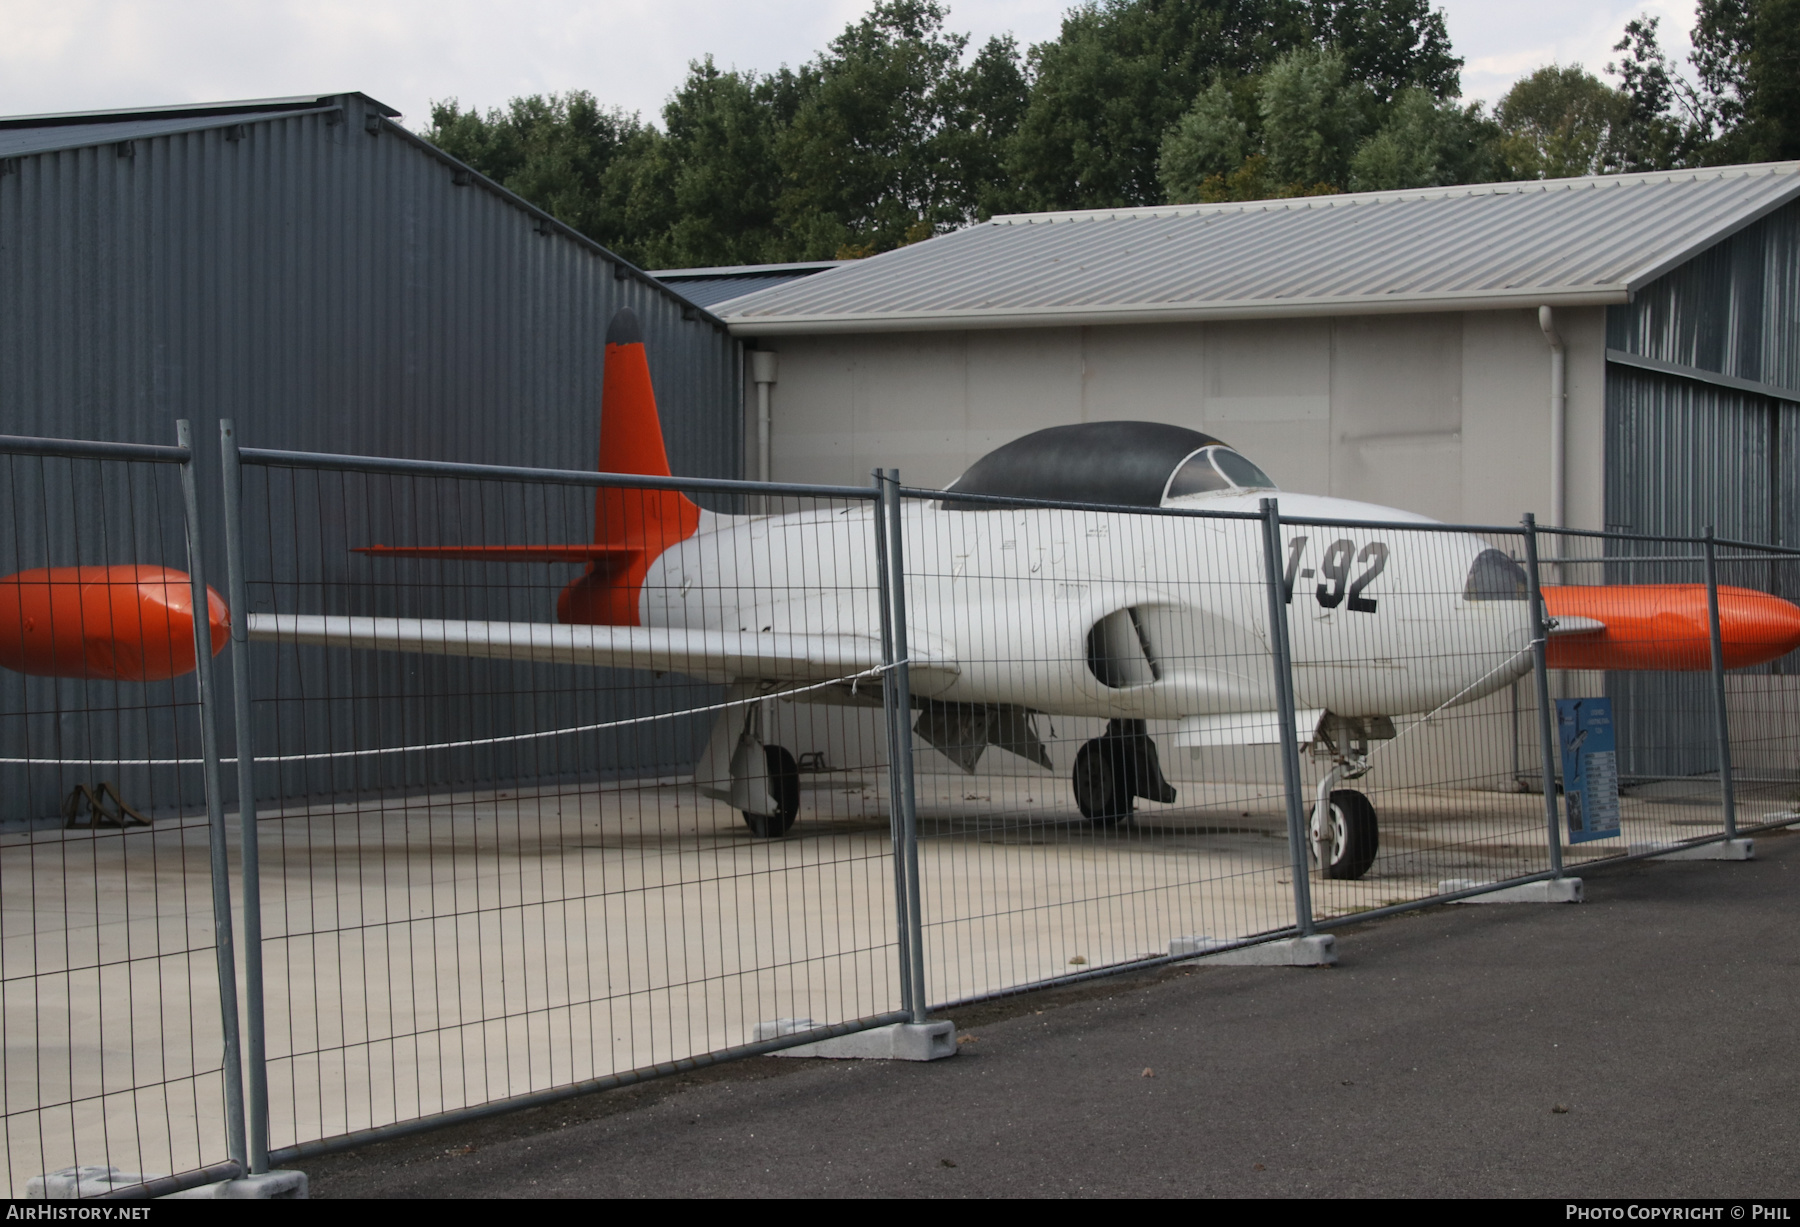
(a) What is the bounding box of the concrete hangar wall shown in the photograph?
[745,309,1599,530]
[723,165,1800,542]
[0,92,745,814]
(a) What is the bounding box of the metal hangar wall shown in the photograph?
[0,92,744,813]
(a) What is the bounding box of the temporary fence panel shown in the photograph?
[1532,527,1725,863]
[0,432,243,1196]
[1268,513,1559,922]
[1706,537,1800,827]
[894,488,1299,1007]
[12,424,1800,1179]
[223,444,908,1161]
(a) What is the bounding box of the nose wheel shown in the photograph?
[1312,788,1378,879]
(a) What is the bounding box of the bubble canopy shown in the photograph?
[1163,446,1277,501]
[940,421,1275,511]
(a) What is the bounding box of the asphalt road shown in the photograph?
[309,829,1800,1198]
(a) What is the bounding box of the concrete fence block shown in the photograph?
[163,1171,308,1199]
[752,1018,957,1061]
[26,1167,161,1198]
[1630,838,1754,861]
[1171,934,1337,965]
[1440,877,1584,903]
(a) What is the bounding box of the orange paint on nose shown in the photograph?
[1543,584,1800,671]
[0,565,229,680]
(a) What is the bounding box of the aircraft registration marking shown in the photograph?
[1283,535,1390,614]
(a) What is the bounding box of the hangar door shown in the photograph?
[1604,364,1800,778]
[1603,204,1800,780]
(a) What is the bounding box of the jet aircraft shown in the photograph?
[5,309,1798,879]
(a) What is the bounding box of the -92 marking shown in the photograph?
[1283,536,1388,613]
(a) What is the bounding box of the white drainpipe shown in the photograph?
[1538,306,1566,532]
[750,350,779,486]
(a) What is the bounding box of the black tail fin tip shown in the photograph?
[606,308,643,347]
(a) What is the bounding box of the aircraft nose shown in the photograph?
[1717,586,1800,669]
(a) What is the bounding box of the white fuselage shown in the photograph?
[641,490,1536,722]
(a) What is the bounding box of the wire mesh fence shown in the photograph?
[1270,515,1559,923]
[1537,526,1734,869]
[0,431,243,1197]
[7,426,1800,1193]
[1714,538,1800,826]
[224,440,910,1164]
[894,487,1299,1006]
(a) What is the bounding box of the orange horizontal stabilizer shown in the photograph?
[354,544,637,563]
[1543,584,1800,671]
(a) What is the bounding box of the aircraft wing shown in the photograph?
[244,612,948,688]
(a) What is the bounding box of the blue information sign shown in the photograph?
[1556,697,1621,844]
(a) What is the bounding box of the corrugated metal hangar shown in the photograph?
[0,92,745,809]
[0,91,741,479]
[719,164,1800,549]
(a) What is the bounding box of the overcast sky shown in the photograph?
[0,0,1700,128]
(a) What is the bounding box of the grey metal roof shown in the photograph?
[0,94,391,158]
[724,163,1800,335]
[0,91,729,330]
[651,261,848,309]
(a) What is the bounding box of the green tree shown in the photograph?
[1259,44,1371,187]
[635,59,806,268]
[1164,43,1480,202]
[1494,65,1627,179]
[1606,16,1696,170]
[1602,2,1798,169]
[1348,88,1499,189]
[1690,0,1800,161]
[1310,0,1460,102]
[953,33,1034,218]
[1010,0,1315,210]
[775,0,1023,257]
[1012,0,1460,210]
[425,92,661,262]
[1158,79,1251,199]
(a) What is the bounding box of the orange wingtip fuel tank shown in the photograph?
[1543,584,1800,671]
[0,566,229,681]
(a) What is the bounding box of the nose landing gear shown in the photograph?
[1313,786,1379,879]
[1072,718,1177,825]
[1310,720,1381,879]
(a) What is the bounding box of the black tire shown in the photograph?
[1072,738,1132,825]
[742,745,801,838]
[1320,788,1379,880]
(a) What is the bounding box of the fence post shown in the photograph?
[219,421,270,1173]
[1522,514,1565,876]
[176,419,248,1169]
[870,473,914,1021]
[1703,528,1739,839]
[884,470,929,1021]
[1258,498,1315,936]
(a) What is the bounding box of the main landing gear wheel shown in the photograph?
[1315,788,1379,880]
[742,745,801,838]
[1072,738,1132,825]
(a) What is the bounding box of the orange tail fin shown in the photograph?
[558,309,704,625]
[594,308,702,549]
